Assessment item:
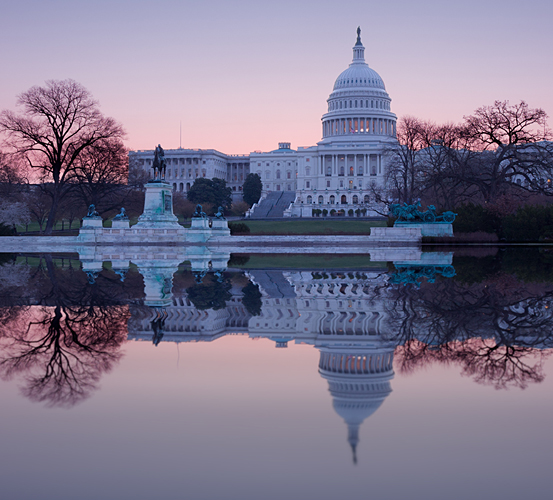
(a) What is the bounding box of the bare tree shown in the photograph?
[71,137,129,213]
[0,79,125,234]
[461,100,553,203]
[383,116,427,205]
[0,150,27,199]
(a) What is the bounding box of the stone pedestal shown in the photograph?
[82,217,103,228]
[211,218,231,237]
[112,219,130,229]
[79,216,103,243]
[186,217,211,243]
[134,181,181,229]
[394,222,453,237]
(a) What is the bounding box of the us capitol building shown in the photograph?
[129,28,397,216]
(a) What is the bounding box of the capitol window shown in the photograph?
[318,195,324,204]
[287,171,291,179]
[276,170,281,179]
[306,181,310,188]
[307,195,312,204]
[266,171,270,179]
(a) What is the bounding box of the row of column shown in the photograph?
[316,154,382,176]
[319,351,393,374]
[322,117,396,137]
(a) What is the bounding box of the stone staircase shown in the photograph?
[250,191,296,218]
[267,192,296,217]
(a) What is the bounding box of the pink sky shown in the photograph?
[1,0,552,154]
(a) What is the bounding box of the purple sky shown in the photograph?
[1,0,551,154]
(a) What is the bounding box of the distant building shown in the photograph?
[129,28,397,215]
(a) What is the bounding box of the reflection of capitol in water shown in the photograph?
[128,268,396,462]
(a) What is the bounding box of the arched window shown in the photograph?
[353,195,358,204]
[276,170,281,179]
[287,171,291,179]
[179,183,183,192]
[186,182,191,191]
[349,166,354,176]
[364,194,370,203]
[307,195,312,204]
[318,195,324,204]
[172,183,177,190]
[341,195,347,204]
[330,195,335,204]
[266,171,270,179]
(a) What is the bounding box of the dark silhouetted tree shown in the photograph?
[0,79,125,234]
[242,173,262,207]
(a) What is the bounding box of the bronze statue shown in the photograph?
[113,207,128,220]
[86,204,99,217]
[215,206,225,220]
[152,144,167,181]
[192,204,207,218]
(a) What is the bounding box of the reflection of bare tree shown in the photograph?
[0,255,134,407]
[0,305,129,406]
[386,274,553,389]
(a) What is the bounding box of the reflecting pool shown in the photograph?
[0,248,552,500]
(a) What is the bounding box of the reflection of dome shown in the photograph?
[319,345,394,463]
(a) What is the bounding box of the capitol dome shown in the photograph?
[333,64,386,91]
[320,27,396,144]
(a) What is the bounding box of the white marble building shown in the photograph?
[129,28,397,215]
[129,148,250,200]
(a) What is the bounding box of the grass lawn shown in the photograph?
[228,253,389,270]
[239,219,386,235]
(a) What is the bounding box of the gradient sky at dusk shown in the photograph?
[1,0,552,154]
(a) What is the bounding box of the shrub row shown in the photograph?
[453,203,553,242]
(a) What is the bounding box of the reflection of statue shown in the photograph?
[86,271,99,285]
[113,207,128,221]
[152,144,167,181]
[192,204,207,218]
[215,206,225,220]
[151,308,168,346]
[86,204,99,217]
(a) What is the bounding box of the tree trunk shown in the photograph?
[44,195,59,235]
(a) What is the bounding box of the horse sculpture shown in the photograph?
[152,144,167,181]
[389,202,456,223]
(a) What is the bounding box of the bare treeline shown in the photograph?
[381,100,553,210]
